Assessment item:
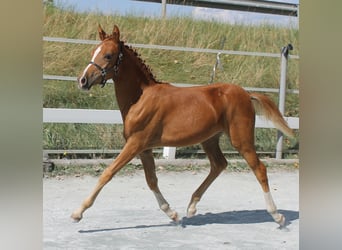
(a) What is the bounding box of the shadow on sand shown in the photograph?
[181,209,298,227]
[79,209,298,233]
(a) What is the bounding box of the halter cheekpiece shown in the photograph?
[88,42,123,88]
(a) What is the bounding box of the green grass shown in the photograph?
[43,5,299,157]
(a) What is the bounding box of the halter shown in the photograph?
[88,42,123,88]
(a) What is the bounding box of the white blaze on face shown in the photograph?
[80,45,103,80]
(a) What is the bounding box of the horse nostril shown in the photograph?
[80,77,87,85]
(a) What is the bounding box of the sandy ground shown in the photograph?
[43,169,299,249]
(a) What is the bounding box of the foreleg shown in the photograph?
[71,139,142,222]
[187,135,227,217]
[140,150,179,221]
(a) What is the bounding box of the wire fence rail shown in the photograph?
[43,74,299,94]
[133,0,299,17]
[43,36,299,59]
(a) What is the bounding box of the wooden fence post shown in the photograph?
[163,146,176,160]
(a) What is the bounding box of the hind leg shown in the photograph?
[187,134,227,217]
[244,152,285,226]
[228,121,285,227]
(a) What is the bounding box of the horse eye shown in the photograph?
[104,54,112,60]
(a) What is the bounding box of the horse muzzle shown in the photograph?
[77,76,92,90]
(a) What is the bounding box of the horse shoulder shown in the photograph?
[123,85,169,138]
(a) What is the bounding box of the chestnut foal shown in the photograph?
[71,25,294,227]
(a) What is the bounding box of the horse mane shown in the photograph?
[122,42,162,84]
[102,34,162,84]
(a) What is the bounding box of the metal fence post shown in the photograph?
[209,36,226,84]
[276,44,293,159]
[161,0,166,18]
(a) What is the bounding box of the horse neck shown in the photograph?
[113,44,158,119]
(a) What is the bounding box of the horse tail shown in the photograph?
[250,93,294,138]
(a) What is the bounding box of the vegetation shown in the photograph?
[43,5,299,158]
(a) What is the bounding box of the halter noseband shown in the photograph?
[88,42,123,88]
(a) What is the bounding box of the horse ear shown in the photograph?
[98,24,107,41]
[112,25,120,41]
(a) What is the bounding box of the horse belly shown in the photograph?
[160,108,223,146]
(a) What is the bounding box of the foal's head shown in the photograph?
[78,25,123,90]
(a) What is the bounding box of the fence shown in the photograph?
[134,0,299,17]
[43,37,299,159]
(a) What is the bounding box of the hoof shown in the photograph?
[277,214,286,227]
[186,212,195,218]
[71,212,82,223]
[271,212,285,227]
[171,211,179,222]
[187,208,197,218]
